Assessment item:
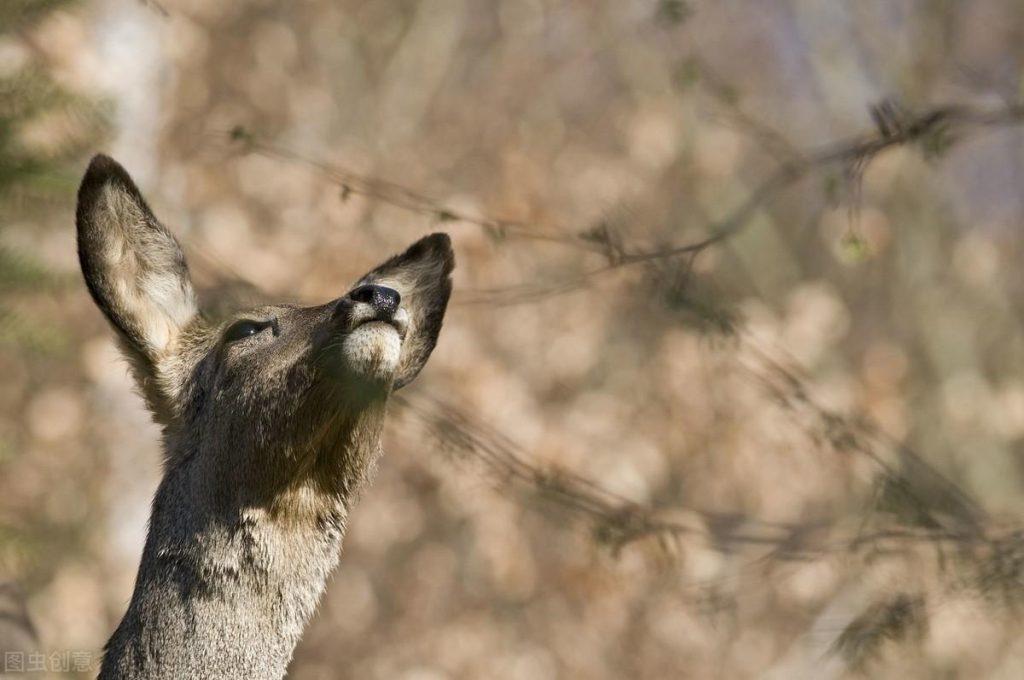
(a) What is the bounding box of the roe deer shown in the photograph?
[76,155,454,679]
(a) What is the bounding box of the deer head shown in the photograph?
[77,155,454,679]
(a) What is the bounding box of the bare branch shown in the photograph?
[395,332,1011,567]
[223,102,1024,307]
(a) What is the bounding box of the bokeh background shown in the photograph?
[5,0,1024,678]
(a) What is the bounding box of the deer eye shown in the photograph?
[223,319,272,344]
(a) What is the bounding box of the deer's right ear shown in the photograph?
[76,155,198,416]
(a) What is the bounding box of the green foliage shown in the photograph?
[0,245,51,289]
[0,306,70,356]
[0,4,101,608]
[0,0,74,30]
[838,230,870,264]
[672,58,702,90]
[657,0,694,27]
[0,64,109,211]
[0,0,110,212]
[0,0,108,358]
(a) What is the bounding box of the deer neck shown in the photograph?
[99,407,387,680]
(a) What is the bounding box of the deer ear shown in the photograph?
[76,155,198,416]
[356,233,454,389]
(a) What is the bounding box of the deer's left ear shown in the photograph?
[76,155,199,418]
[356,233,454,389]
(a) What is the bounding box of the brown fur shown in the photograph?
[76,155,454,679]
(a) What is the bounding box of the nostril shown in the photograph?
[349,284,376,304]
[348,284,401,315]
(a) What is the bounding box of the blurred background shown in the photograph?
[4,0,1024,677]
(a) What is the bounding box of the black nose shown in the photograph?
[348,283,401,316]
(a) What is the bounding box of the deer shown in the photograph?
[75,154,454,679]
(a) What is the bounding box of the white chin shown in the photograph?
[341,323,402,380]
